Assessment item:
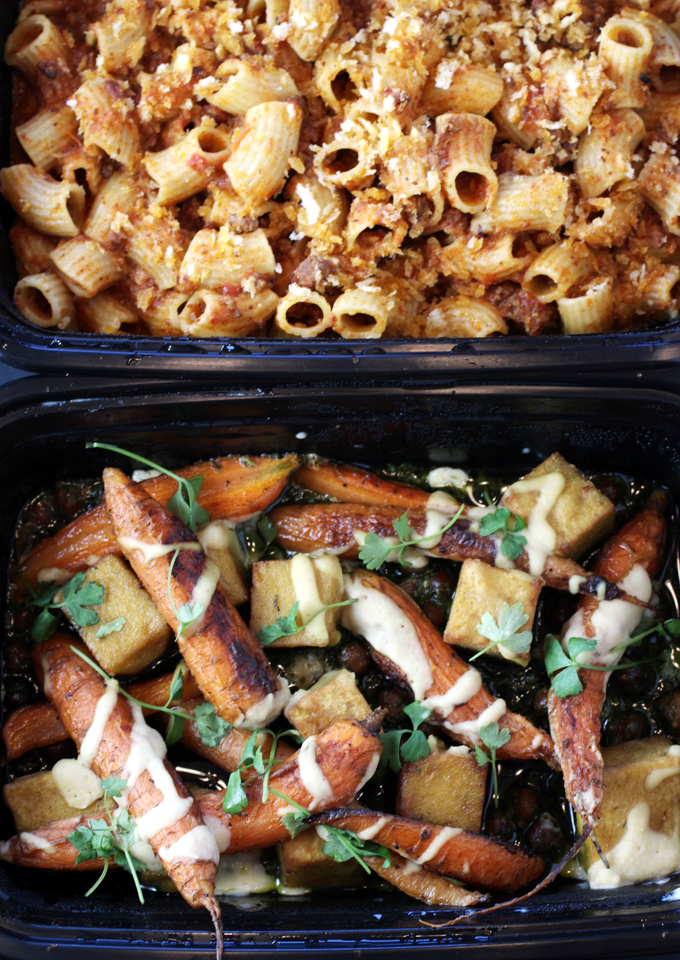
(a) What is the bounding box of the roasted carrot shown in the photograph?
[38,633,222,938]
[104,467,288,726]
[294,457,465,512]
[367,851,489,907]
[2,719,383,869]
[547,491,668,834]
[344,569,558,768]
[20,454,299,589]
[271,503,648,604]
[307,809,545,892]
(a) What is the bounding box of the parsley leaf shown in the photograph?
[544,634,656,699]
[470,601,533,661]
[166,547,206,641]
[475,722,511,807]
[224,770,249,814]
[379,701,433,772]
[281,810,308,837]
[86,442,210,532]
[193,702,232,748]
[478,508,527,561]
[96,617,126,639]
[320,828,391,873]
[258,598,358,646]
[359,504,465,571]
[29,572,105,642]
[613,614,680,652]
[100,775,127,798]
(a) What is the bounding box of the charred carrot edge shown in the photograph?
[20,454,300,589]
[348,569,558,769]
[39,633,220,925]
[294,458,465,512]
[105,467,285,726]
[270,503,647,605]
[547,491,668,835]
[306,809,545,893]
[368,851,489,908]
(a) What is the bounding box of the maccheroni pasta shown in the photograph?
[3,0,680,339]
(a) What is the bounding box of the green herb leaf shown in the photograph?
[378,729,406,773]
[31,607,58,643]
[166,662,185,705]
[176,601,204,639]
[475,722,511,807]
[478,507,511,536]
[393,513,414,542]
[86,443,210,533]
[258,598,358,646]
[96,617,126,639]
[165,714,185,746]
[471,602,532,661]
[359,505,466,572]
[478,508,527,561]
[358,532,395,571]
[320,828,391,872]
[545,634,599,699]
[378,700,433,772]
[282,810,308,837]
[100,775,127,799]
[192,702,232,748]
[29,571,106,641]
[223,770,249,815]
[400,729,430,764]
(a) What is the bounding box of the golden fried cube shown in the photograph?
[579,736,680,874]
[278,829,367,890]
[396,746,487,832]
[3,770,106,832]
[197,520,248,606]
[443,558,541,666]
[250,554,344,647]
[500,451,615,560]
[63,555,171,675]
[284,668,371,737]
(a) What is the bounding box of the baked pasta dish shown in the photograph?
[4,447,680,954]
[3,0,680,339]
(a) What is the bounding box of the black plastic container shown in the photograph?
[2,376,680,958]
[2,1,680,381]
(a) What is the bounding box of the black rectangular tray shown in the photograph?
[2,0,680,381]
[2,376,680,958]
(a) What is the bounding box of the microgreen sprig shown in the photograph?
[470,602,532,662]
[86,442,210,532]
[68,775,145,903]
[70,647,231,748]
[478,508,527,561]
[24,572,105,643]
[269,790,391,872]
[544,634,659,698]
[96,617,126,639]
[167,547,205,642]
[222,727,303,815]
[359,504,465,571]
[379,701,433,773]
[612,614,680,653]
[257,598,358,646]
[474,722,511,808]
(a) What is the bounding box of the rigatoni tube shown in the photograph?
[225,101,303,209]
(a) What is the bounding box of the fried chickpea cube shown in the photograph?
[579,736,680,874]
[284,668,371,737]
[198,520,248,606]
[3,770,106,832]
[396,746,487,832]
[500,451,615,560]
[250,554,344,647]
[62,554,171,675]
[443,558,541,666]
[278,828,367,890]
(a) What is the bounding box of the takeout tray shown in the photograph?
[2,2,680,381]
[2,376,680,958]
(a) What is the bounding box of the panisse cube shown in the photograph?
[197,519,248,606]
[284,668,371,737]
[3,770,106,832]
[443,558,541,666]
[279,828,367,890]
[62,554,171,675]
[396,745,487,832]
[250,553,344,647]
[500,451,615,560]
[579,736,680,877]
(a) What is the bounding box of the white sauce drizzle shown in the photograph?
[403,858,423,874]
[290,553,327,644]
[670,745,680,758]
[36,567,72,585]
[645,765,680,791]
[416,826,462,864]
[237,679,291,729]
[19,832,56,854]
[427,467,468,490]
[214,851,275,895]
[422,668,482,717]
[181,558,221,638]
[297,735,334,811]
[418,509,451,551]
[52,758,104,809]
[589,802,680,888]
[117,537,201,565]
[342,576,433,699]
[79,678,119,768]
[129,838,163,871]
[445,698,507,743]
[506,471,565,576]
[562,563,651,669]
[356,817,388,840]
[568,575,586,595]
[203,812,232,853]
[356,750,381,791]
[159,825,220,865]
